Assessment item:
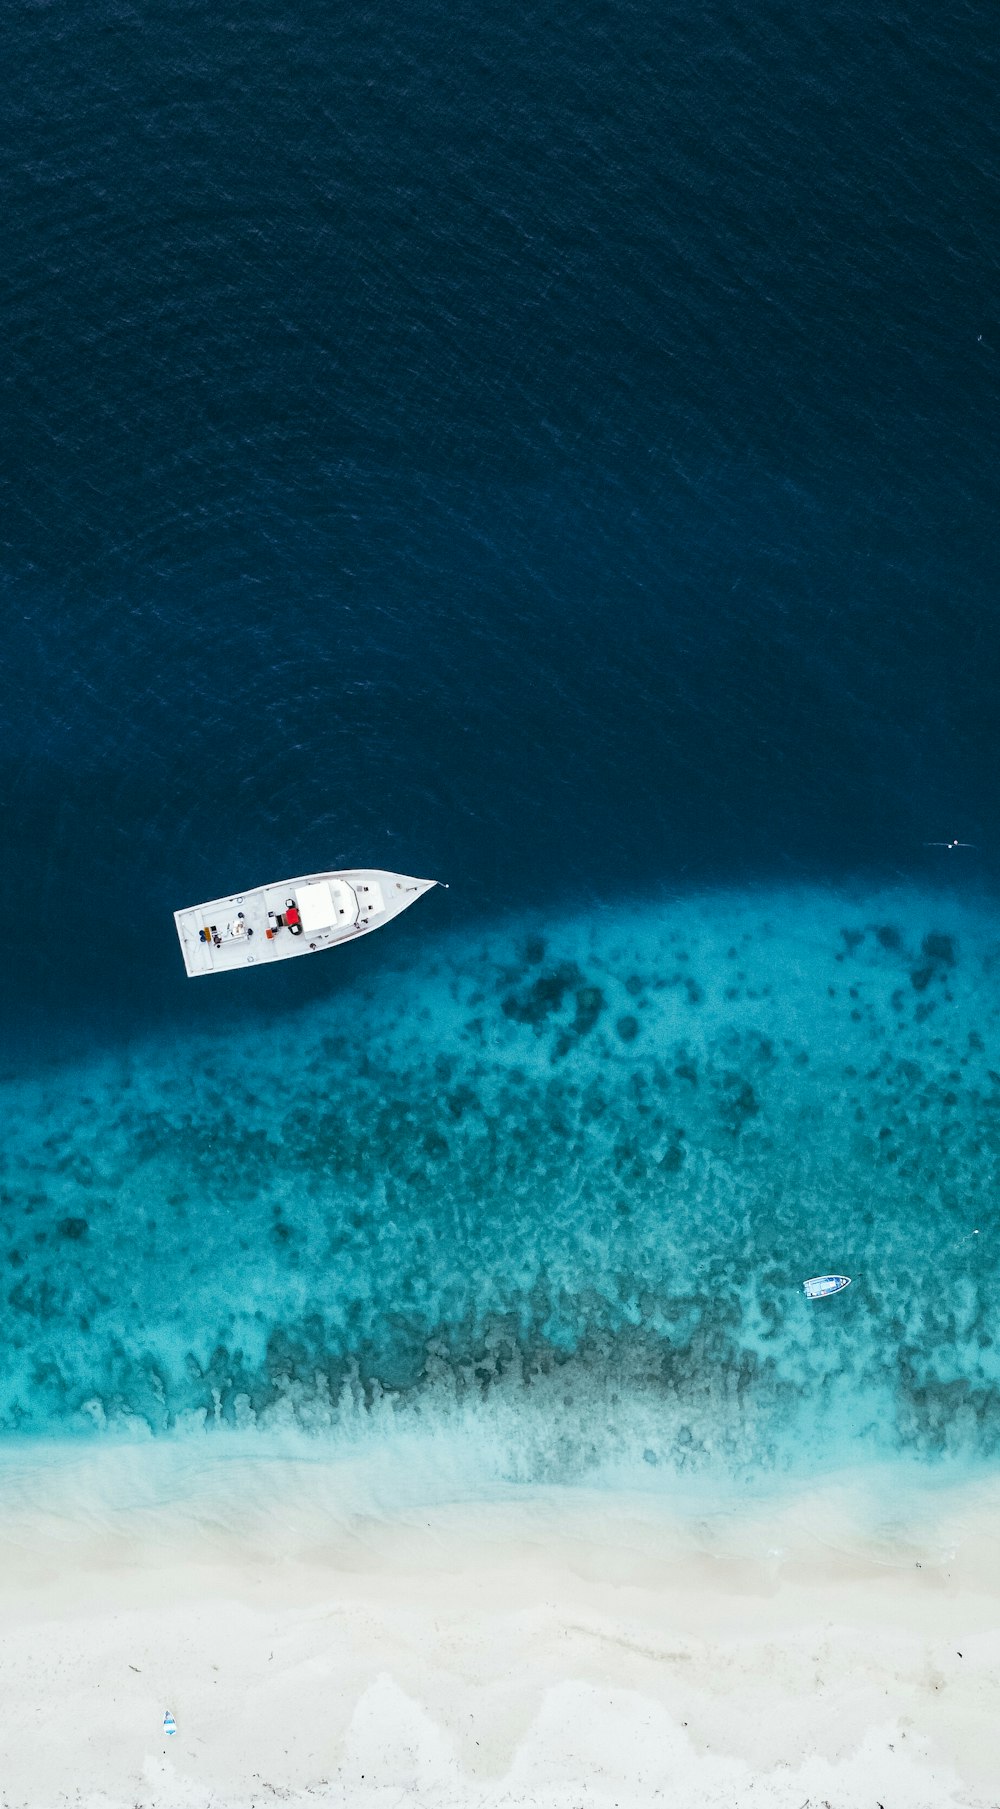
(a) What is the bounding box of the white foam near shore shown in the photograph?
[0,1439,997,1809]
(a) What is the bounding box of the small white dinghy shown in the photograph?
[803,1275,851,1300]
[174,867,442,977]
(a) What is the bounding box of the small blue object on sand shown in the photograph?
[163,1711,176,1736]
[803,1275,851,1299]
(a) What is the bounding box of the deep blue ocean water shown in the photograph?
[2,0,999,1498]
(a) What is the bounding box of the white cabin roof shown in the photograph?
[297,878,358,932]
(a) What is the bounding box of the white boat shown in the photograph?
[802,1275,851,1300]
[174,868,442,977]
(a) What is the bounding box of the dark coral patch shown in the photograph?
[922,932,956,967]
[573,986,604,1037]
[446,1084,478,1121]
[717,1074,760,1135]
[501,961,583,1028]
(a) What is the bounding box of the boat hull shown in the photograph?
[173,869,439,977]
[802,1275,851,1300]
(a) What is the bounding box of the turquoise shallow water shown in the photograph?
[4,883,997,1495]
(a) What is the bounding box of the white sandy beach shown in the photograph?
[0,1446,997,1809]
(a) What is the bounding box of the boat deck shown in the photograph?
[174,869,439,977]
